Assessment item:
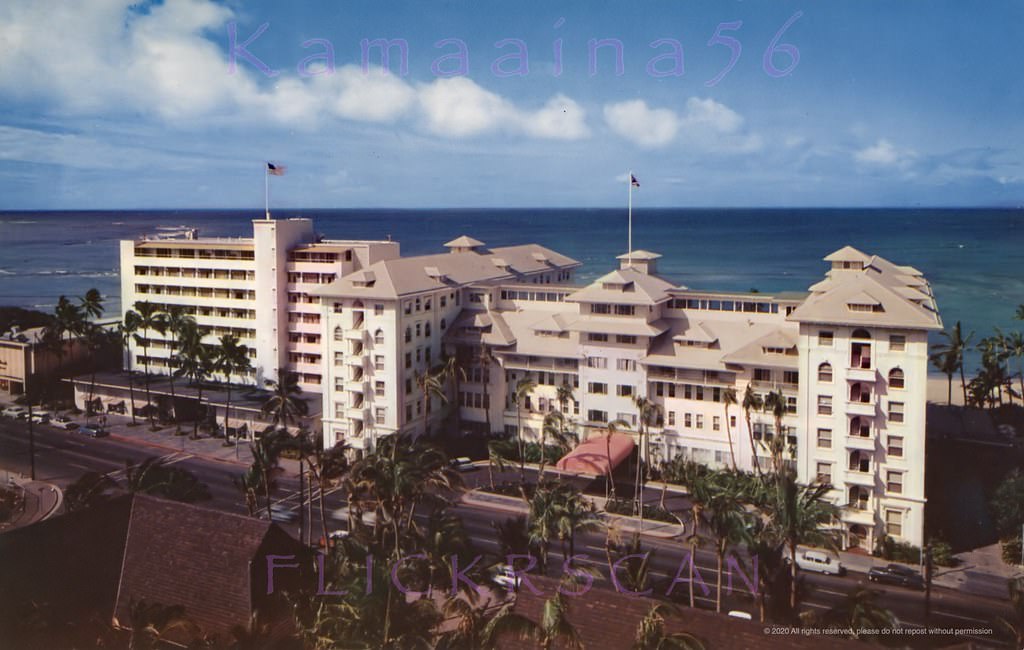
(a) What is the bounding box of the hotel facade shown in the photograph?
[118,219,939,550]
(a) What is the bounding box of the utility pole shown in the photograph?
[923,542,933,625]
[27,399,36,481]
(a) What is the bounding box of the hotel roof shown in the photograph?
[566,266,676,306]
[315,241,580,299]
[789,246,942,330]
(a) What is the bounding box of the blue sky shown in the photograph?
[0,0,1022,209]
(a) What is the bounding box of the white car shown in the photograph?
[30,411,52,424]
[450,457,476,472]
[2,406,27,419]
[793,550,846,576]
[493,565,521,590]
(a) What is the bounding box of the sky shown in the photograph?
[0,0,1022,209]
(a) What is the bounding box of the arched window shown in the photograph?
[818,362,833,382]
[888,367,905,389]
[851,328,871,340]
[333,326,344,342]
[374,329,384,345]
[352,299,364,309]
[425,323,432,337]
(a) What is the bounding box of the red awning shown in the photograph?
[555,433,635,476]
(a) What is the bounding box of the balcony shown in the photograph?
[844,470,874,488]
[845,435,875,452]
[846,367,877,382]
[846,401,876,417]
[842,507,874,526]
[347,405,370,420]
[345,328,367,342]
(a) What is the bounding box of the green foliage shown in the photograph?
[1001,536,1022,566]
[0,306,54,334]
[605,497,677,524]
[992,468,1024,538]
[873,535,922,564]
[929,538,956,567]
[125,457,212,503]
[0,485,22,523]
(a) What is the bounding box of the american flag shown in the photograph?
[631,174,640,188]
[267,162,286,176]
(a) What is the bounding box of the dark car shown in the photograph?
[78,425,109,438]
[867,563,925,590]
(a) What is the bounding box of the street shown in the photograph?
[0,417,1014,646]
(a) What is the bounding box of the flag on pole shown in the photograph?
[267,162,286,176]
[631,174,640,188]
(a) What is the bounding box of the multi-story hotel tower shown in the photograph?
[119,218,940,549]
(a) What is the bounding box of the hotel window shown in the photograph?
[586,357,607,369]
[405,378,412,394]
[440,295,447,308]
[818,331,834,347]
[614,305,635,316]
[588,333,609,342]
[440,318,446,330]
[425,323,432,337]
[424,298,432,311]
[817,428,832,448]
[405,327,412,343]
[375,408,387,424]
[730,415,737,428]
[374,356,385,371]
[783,371,799,385]
[885,509,903,537]
[696,414,704,429]
[374,330,384,345]
[617,412,636,426]
[588,409,608,423]
[592,304,611,314]
[786,396,797,414]
[334,377,344,391]
[333,302,344,313]
[887,435,904,457]
[404,302,412,315]
[695,386,704,401]
[889,334,906,352]
[616,335,637,344]
[886,470,904,494]
[373,304,384,315]
[415,323,422,337]
[588,382,607,395]
[888,368,905,390]
[617,384,633,397]
[888,401,905,423]
[372,381,385,397]
[334,352,344,366]
[415,298,421,311]
[416,348,422,362]
[334,402,345,419]
[616,359,637,371]
[818,362,832,383]
[684,413,692,428]
[816,462,832,483]
[334,326,344,342]
[817,395,832,416]
[404,353,411,369]
[668,411,676,426]
[713,416,720,431]
[405,404,413,421]
[753,368,771,382]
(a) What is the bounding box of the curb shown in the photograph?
[107,432,250,467]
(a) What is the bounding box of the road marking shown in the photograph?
[69,463,91,471]
[933,610,992,624]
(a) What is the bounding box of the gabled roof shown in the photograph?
[315,243,580,299]
[615,249,662,261]
[824,245,872,264]
[720,328,800,368]
[569,317,669,337]
[566,266,676,306]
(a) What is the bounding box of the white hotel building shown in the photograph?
[119,219,939,550]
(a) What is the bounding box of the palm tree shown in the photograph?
[126,302,167,428]
[118,316,141,425]
[931,321,974,405]
[552,484,601,565]
[528,483,561,573]
[536,585,583,650]
[741,385,763,475]
[46,295,83,381]
[762,390,788,474]
[439,352,466,436]
[213,334,251,446]
[162,306,193,432]
[997,576,1024,648]
[233,466,263,517]
[124,599,197,650]
[538,411,573,482]
[603,418,631,501]
[556,380,575,426]
[721,387,739,470]
[633,604,705,650]
[633,396,662,518]
[439,598,538,650]
[768,471,840,610]
[1007,330,1024,408]
[930,349,958,405]
[494,514,532,560]
[513,377,537,483]
[251,428,289,519]
[704,476,751,613]
[478,344,495,435]
[262,370,311,537]
[173,322,212,439]
[79,289,105,422]
[308,437,349,549]
[678,461,712,609]
[487,439,509,490]
[63,471,118,512]
[415,366,447,437]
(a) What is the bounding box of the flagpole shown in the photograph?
[265,164,270,220]
[627,169,633,268]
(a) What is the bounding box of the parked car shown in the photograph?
[791,550,846,576]
[30,411,52,424]
[868,563,925,590]
[493,564,522,590]
[269,503,298,523]
[78,425,108,438]
[450,457,476,472]
[2,406,28,419]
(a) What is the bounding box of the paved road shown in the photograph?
[0,418,1013,645]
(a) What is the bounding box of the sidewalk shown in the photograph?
[0,477,62,531]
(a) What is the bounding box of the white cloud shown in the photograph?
[678,97,743,133]
[603,100,679,149]
[854,139,916,168]
[0,0,589,142]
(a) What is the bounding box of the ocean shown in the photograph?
[1,208,1021,371]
